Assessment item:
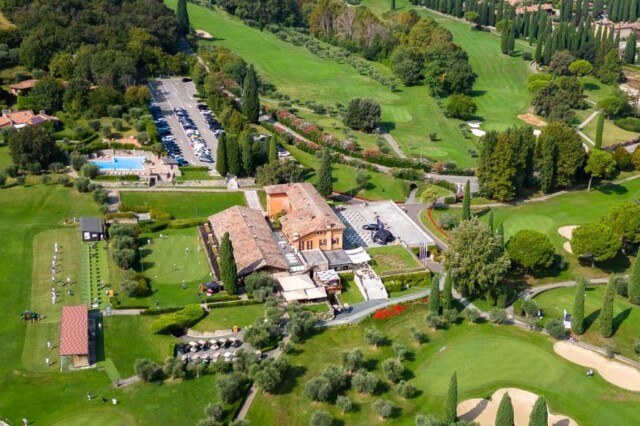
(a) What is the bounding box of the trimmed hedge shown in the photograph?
[95,174,139,181]
[150,304,205,334]
[382,272,431,289]
[138,220,169,233]
[384,281,403,293]
[179,166,210,172]
[614,117,640,133]
[104,212,136,219]
[168,218,205,229]
[205,294,241,303]
[206,299,262,309]
[142,307,183,315]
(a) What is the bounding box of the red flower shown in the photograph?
[373,304,407,320]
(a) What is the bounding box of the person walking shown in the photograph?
[47,341,51,350]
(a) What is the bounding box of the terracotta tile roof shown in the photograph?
[276,183,344,239]
[208,206,288,276]
[264,184,292,195]
[9,79,37,90]
[58,305,88,356]
[7,110,35,125]
[0,116,11,128]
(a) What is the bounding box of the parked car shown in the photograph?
[362,224,380,231]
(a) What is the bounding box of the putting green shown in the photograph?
[50,409,135,426]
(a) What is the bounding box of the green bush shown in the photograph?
[149,207,172,221]
[120,273,152,297]
[545,319,568,339]
[104,212,136,219]
[168,218,205,229]
[206,299,261,309]
[141,307,183,315]
[384,281,403,293]
[138,220,169,233]
[443,195,456,204]
[614,117,640,132]
[382,272,431,289]
[150,304,205,334]
[95,174,139,181]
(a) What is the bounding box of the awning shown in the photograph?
[344,247,372,264]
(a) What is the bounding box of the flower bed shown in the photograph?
[373,304,408,320]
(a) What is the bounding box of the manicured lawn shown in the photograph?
[423,178,640,281]
[166,0,478,168]
[338,278,366,305]
[191,303,265,331]
[0,183,232,424]
[0,144,12,170]
[287,143,414,201]
[100,315,179,378]
[175,167,221,181]
[581,112,639,147]
[580,76,617,105]
[534,286,640,360]
[368,245,422,275]
[246,303,639,425]
[119,191,246,218]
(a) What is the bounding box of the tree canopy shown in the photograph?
[506,230,555,271]
[571,222,621,265]
[344,98,381,133]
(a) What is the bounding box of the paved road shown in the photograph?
[380,133,407,158]
[149,78,220,171]
[244,190,264,213]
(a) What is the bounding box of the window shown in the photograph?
[316,231,325,235]
[319,239,326,246]
[331,238,340,246]
[306,240,313,250]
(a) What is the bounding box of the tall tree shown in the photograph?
[443,270,453,310]
[226,135,241,176]
[585,149,617,191]
[429,273,440,314]
[8,126,63,169]
[176,0,190,34]
[462,180,471,220]
[571,222,621,266]
[487,211,494,232]
[529,397,548,426]
[219,232,238,295]
[507,21,517,54]
[599,275,616,338]
[571,276,587,334]
[391,0,396,10]
[242,65,260,123]
[496,392,515,426]
[629,254,640,305]
[501,23,511,54]
[444,372,458,424]
[216,133,229,177]
[316,148,333,198]
[240,133,254,176]
[595,113,604,150]
[496,222,505,247]
[268,136,278,164]
[624,31,637,64]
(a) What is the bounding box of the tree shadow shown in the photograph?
[469,90,487,98]
[584,307,601,331]
[612,308,632,336]
[583,82,601,91]
[594,183,628,195]
[272,365,307,395]
[380,121,396,131]
[597,253,631,274]
[363,358,379,371]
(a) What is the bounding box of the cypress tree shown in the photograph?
[629,254,640,305]
[391,0,396,10]
[595,113,604,149]
[176,0,190,34]
[268,136,277,164]
[454,0,463,17]
[624,31,637,64]
[443,270,453,310]
[501,23,511,54]
[534,37,544,63]
[529,10,538,44]
[487,211,494,231]
[240,133,254,176]
[220,232,238,295]
[216,133,228,177]
[462,180,471,220]
[631,0,638,21]
[429,273,440,314]
[575,0,583,24]
[572,276,587,335]
[582,0,590,20]
[226,135,241,176]
[496,222,504,247]
[242,65,260,123]
[599,275,616,338]
[496,392,515,426]
[316,148,333,198]
[444,372,458,424]
[529,397,548,426]
[489,0,497,26]
[614,28,621,49]
[539,137,555,194]
[542,34,553,64]
[496,0,505,23]
[508,21,517,54]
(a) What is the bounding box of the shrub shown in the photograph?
[634,341,640,355]
[437,213,459,230]
[489,308,507,324]
[464,307,481,323]
[149,207,172,221]
[614,117,640,132]
[150,304,205,334]
[134,358,157,381]
[310,410,333,426]
[372,399,393,420]
[613,146,632,170]
[396,380,417,399]
[168,218,204,229]
[57,175,70,186]
[120,275,152,297]
[545,319,568,339]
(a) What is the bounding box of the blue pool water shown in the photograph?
[91,157,145,171]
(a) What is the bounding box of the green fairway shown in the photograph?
[287,143,414,201]
[191,303,265,331]
[0,183,232,424]
[119,191,245,219]
[165,0,478,167]
[534,286,640,359]
[581,113,639,147]
[246,303,639,425]
[368,245,423,275]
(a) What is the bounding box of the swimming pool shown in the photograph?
[91,157,145,171]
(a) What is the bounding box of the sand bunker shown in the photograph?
[458,388,577,426]
[518,113,547,127]
[470,128,486,137]
[467,120,482,129]
[554,342,640,391]
[562,241,573,254]
[558,226,577,239]
[196,29,213,40]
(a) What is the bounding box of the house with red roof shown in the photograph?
[58,305,89,368]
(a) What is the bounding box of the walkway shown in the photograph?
[380,133,406,158]
[576,110,599,148]
[244,190,264,213]
[521,277,610,299]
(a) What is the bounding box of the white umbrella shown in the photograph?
[197,340,206,346]
[188,341,198,347]
[212,352,221,358]
[209,339,218,345]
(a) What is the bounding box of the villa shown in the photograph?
[0,109,58,129]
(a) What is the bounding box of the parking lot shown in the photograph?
[149,78,222,170]
[335,201,435,249]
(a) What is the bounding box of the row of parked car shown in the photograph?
[175,106,214,164]
[150,102,189,166]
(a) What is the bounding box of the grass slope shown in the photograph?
[534,286,640,359]
[119,191,246,219]
[165,0,477,167]
[191,303,265,331]
[246,303,640,425]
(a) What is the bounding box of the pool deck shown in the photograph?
[91,150,178,181]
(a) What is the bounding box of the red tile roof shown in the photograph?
[9,79,37,90]
[58,305,88,356]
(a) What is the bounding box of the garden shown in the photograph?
[368,245,423,275]
[119,191,246,219]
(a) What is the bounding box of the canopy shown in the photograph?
[344,247,372,264]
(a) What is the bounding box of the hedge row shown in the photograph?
[142,306,183,315]
[206,299,262,309]
[382,271,432,289]
[179,166,210,172]
[94,174,139,181]
[614,117,640,133]
[104,212,136,219]
[150,304,205,334]
[205,294,241,303]
[120,204,151,213]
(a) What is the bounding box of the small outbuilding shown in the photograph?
[59,305,89,368]
[80,217,105,242]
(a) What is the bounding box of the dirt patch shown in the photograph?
[554,342,640,391]
[458,388,577,426]
[371,253,407,270]
[558,225,577,239]
[196,29,214,40]
[517,113,547,127]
